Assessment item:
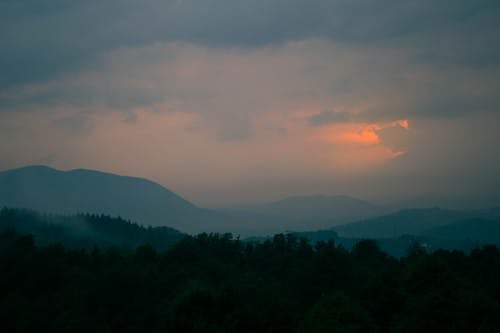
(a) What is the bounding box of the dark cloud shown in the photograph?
[376,124,413,153]
[357,84,500,123]
[0,73,166,111]
[308,110,351,126]
[368,115,500,198]
[1,0,499,90]
[1,0,500,206]
[0,0,319,89]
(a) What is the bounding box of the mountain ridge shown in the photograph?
[0,165,205,232]
[222,193,385,228]
[332,207,499,239]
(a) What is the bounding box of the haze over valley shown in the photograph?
[1,165,499,253]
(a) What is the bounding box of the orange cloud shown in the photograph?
[335,125,381,145]
[314,123,382,146]
[388,148,408,157]
[397,119,409,130]
[310,119,411,168]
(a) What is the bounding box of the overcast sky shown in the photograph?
[1,0,499,206]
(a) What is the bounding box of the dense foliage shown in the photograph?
[1,230,500,332]
[0,208,184,251]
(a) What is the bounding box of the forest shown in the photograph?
[1,212,500,332]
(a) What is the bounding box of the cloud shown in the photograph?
[5,34,497,120]
[375,121,413,154]
[1,1,500,205]
[2,35,500,146]
[51,111,92,134]
[1,0,499,89]
[308,110,351,126]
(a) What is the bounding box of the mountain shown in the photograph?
[332,207,500,239]
[1,166,386,236]
[224,195,385,230]
[333,207,477,238]
[248,207,500,257]
[0,165,211,233]
[389,193,500,211]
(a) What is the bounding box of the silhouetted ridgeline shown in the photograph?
[0,165,214,233]
[4,165,498,238]
[3,206,500,258]
[1,230,500,332]
[332,207,500,239]
[0,207,185,251]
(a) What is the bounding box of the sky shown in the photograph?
[1,0,500,206]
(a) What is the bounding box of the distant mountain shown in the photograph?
[225,195,385,230]
[332,207,482,238]
[0,207,185,251]
[389,193,500,211]
[256,207,500,257]
[2,166,382,236]
[0,165,212,233]
[333,208,500,239]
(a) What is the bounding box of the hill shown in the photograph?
[0,207,185,251]
[224,195,385,231]
[0,165,211,233]
[332,207,480,238]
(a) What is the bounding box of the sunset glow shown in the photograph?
[397,119,409,130]
[331,125,382,146]
[311,118,411,161]
[0,1,498,206]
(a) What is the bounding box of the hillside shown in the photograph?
[0,207,185,251]
[224,195,385,230]
[332,207,479,238]
[0,165,212,233]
